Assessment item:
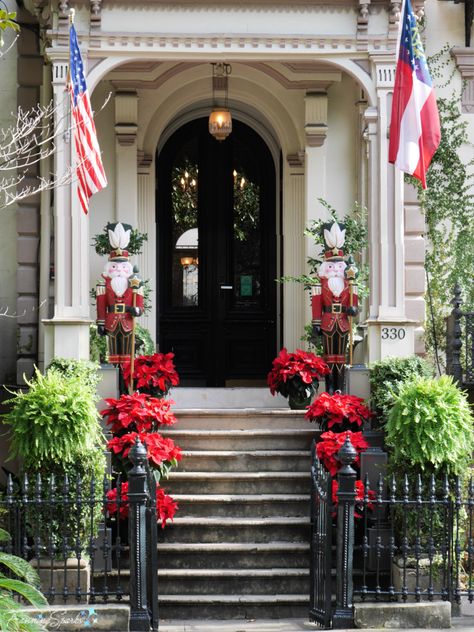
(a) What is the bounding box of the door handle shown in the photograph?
[220,285,233,290]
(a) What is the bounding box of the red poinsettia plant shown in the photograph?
[331,479,375,519]
[106,480,178,528]
[306,392,372,431]
[122,352,180,397]
[267,348,329,405]
[102,386,182,527]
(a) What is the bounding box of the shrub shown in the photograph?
[369,356,433,428]
[46,358,100,394]
[385,375,474,476]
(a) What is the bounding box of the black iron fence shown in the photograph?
[310,434,474,629]
[0,438,158,632]
[446,284,474,388]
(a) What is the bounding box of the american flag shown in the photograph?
[69,24,107,214]
[388,0,440,189]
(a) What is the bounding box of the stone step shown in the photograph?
[173,494,310,518]
[162,429,316,450]
[156,542,310,569]
[158,516,311,544]
[157,593,310,619]
[166,471,310,494]
[170,388,290,409]
[157,568,310,596]
[174,408,312,430]
[98,568,310,596]
[178,450,311,473]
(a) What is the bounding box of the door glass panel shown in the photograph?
[171,140,199,307]
[232,137,261,308]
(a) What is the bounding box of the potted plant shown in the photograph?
[385,375,474,597]
[305,391,372,431]
[2,366,106,601]
[101,392,181,528]
[122,352,180,398]
[267,348,329,409]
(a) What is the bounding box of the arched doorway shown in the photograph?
[157,117,277,386]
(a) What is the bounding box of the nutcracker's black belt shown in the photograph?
[323,304,347,314]
[107,304,126,314]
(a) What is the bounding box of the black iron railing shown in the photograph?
[446,284,474,388]
[0,438,158,632]
[310,434,474,629]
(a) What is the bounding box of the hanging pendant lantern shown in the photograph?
[209,63,232,142]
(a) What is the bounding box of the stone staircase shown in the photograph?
[157,408,319,620]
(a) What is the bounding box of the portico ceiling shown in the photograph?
[106,60,343,92]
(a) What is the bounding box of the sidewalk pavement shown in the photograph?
[158,617,474,632]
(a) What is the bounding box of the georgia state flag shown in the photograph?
[388,0,440,189]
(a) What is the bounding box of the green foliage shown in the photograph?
[0,9,19,48]
[135,324,155,356]
[369,356,433,427]
[385,375,474,476]
[46,358,100,394]
[408,46,474,361]
[89,324,108,364]
[92,226,148,256]
[3,368,103,469]
[0,528,47,632]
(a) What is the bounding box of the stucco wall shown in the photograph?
[0,0,19,385]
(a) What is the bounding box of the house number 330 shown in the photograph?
[381,327,406,340]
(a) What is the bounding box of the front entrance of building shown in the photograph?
[157,117,277,386]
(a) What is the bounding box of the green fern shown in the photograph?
[3,368,103,468]
[385,375,474,475]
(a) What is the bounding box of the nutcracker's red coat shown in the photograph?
[311,278,358,334]
[96,278,144,333]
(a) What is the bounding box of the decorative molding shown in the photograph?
[305,91,328,147]
[102,0,387,5]
[451,47,474,113]
[389,0,401,31]
[115,91,138,146]
[375,64,395,88]
[90,0,103,28]
[48,31,389,54]
[137,150,153,173]
[286,151,305,168]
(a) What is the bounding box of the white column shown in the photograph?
[283,153,306,351]
[304,92,330,325]
[365,56,416,361]
[137,151,156,346]
[115,92,138,225]
[43,59,91,365]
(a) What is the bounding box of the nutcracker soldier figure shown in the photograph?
[96,223,144,374]
[311,222,358,394]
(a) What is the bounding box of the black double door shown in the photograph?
[157,118,277,386]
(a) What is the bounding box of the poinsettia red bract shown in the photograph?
[122,353,179,396]
[306,392,372,431]
[267,348,329,397]
[316,430,369,476]
[101,392,177,434]
[106,481,178,528]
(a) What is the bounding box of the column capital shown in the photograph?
[304,91,328,148]
[115,91,138,146]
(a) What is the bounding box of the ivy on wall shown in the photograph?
[407,45,474,364]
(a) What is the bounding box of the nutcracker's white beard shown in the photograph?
[327,276,345,297]
[110,275,129,297]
